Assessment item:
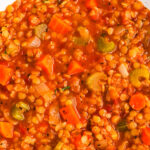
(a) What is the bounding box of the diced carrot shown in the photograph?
[0,122,14,138]
[129,93,146,111]
[37,55,54,76]
[48,15,72,35]
[0,65,13,86]
[60,104,81,125]
[86,0,97,9]
[28,15,40,26]
[68,61,84,75]
[37,121,49,133]
[141,127,150,145]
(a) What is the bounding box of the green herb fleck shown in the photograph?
[54,89,58,94]
[62,86,70,91]
[4,50,7,54]
[116,120,128,132]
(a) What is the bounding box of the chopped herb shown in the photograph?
[62,86,70,91]
[4,50,7,54]
[54,89,58,94]
[116,120,128,132]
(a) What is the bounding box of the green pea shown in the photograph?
[11,102,30,121]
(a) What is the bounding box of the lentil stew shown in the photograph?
[0,0,150,149]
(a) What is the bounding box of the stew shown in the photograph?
[0,0,149,149]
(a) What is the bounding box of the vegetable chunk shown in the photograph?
[97,37,116,53]
[141,127,150,145]
[129,93,146,111]
[60,104,81,125]
[34,24,48,39]
[49,15,72,35]
[0,122,14,138]
[11,102,30,121]
[87,72,107,92]
[37,55,54,76]
[68,61,84,75]
[129,68,149,88]
[0,65,13,86]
